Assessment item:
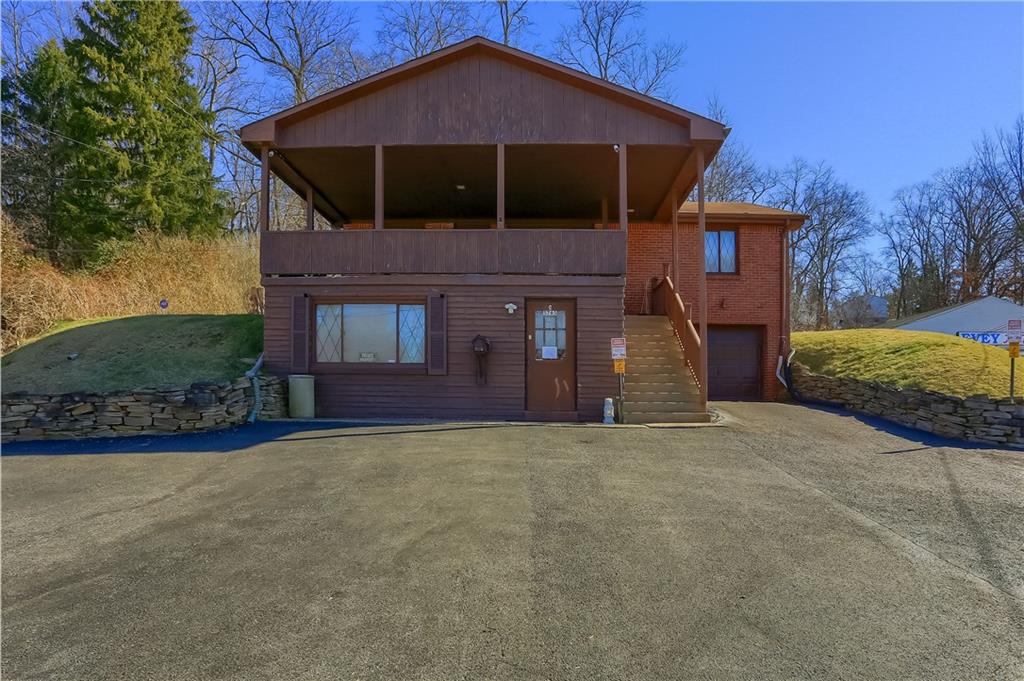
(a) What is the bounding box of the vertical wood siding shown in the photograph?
[276,54,689,147]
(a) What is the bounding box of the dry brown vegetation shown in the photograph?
[1,217,259,351]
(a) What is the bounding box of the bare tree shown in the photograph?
[890,182,955,310]
[771,159,871,329]
[192,35,260,171]
[553,0,684,99]
[2,1,79,79]
[2,0,44,79]
[977,115,1024,234]
[977,116,1024,303]
[876,214,917,318]
[202,1,363,107]
[198,1,371,231]
[936,161,1015,301]
[700,97,776,203]
[377,1,480,64]
[492,0,530,47]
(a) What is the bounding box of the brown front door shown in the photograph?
[526,299,576,412]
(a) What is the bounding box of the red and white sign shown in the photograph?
[610,337,627,359]
[1009,319,1022,343]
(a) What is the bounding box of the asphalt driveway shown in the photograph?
[2,403,1022,680]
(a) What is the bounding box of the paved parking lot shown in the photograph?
[2,403,1022,680]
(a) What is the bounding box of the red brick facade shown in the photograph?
[626,221,790,400]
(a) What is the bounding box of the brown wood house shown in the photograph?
[242,37,804,423]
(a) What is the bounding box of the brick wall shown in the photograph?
[626,221,788,400]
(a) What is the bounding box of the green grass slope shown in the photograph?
[2,315,262,394]
[792,328,1023,398]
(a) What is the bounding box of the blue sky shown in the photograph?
[352,1,1024,215]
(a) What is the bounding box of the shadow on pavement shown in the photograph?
[793,403,1017,453]
[0,421,536,457]
[937,451,1024,618]
[0,421,360,456]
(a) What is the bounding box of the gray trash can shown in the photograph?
[288,374,315,418]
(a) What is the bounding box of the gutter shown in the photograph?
[245,353,265,424]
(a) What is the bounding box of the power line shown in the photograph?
[2,112,239,179]
[2,112,168,174]
[3,113,259,201]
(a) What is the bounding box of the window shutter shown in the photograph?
[291,294,309,373]
[427,293,447,375]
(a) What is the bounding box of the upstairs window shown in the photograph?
[705,230,737,273]
[315,303,425,364]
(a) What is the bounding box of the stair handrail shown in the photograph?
[651,276,704,395]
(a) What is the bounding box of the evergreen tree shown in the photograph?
[61,0,223,257]
[2,40,79,259]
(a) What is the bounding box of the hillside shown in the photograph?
[2,315,262,395]
[792,328,1023,398]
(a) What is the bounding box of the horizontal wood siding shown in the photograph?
[263,275,624,421]
[261,229,626,275]
[277,54,689,147]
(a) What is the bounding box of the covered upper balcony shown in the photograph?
[242,37,726,277]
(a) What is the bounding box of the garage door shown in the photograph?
[708,326,762,400]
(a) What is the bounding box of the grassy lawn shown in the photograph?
[2,315,262,394]
[792,328,1023,398]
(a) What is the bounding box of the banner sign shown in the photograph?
[958,332,1008,346]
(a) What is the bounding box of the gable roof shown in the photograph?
[880,296,1024,330]
[240,36,727,144]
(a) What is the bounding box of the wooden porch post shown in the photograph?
[374,144,383,230]
[496,143,505,228]
[670,188,678,283]
[618,144,628,230]
[259,144,270,232]
[696,146,708,407]
[305,185,314,230]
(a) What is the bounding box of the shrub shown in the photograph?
[1,217,259,351]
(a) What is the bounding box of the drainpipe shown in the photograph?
[778,222,791,390]
[782,349,843,409]
[245,352,265,424]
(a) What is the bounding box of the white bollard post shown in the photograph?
[603,397,615,425]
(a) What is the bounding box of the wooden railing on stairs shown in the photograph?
[651,276,705,405]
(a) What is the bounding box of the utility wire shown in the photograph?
[3,112,168,174]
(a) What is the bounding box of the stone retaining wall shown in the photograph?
[2,375,287,442]
[790,363,1024,448]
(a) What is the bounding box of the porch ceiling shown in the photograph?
[271,144,697,226]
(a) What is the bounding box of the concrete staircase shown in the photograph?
[623,315,708,424]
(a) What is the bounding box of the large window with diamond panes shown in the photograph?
[704,230,737,274]
[315,303,425,365]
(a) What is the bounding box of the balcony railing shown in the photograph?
[260,228,627,276]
